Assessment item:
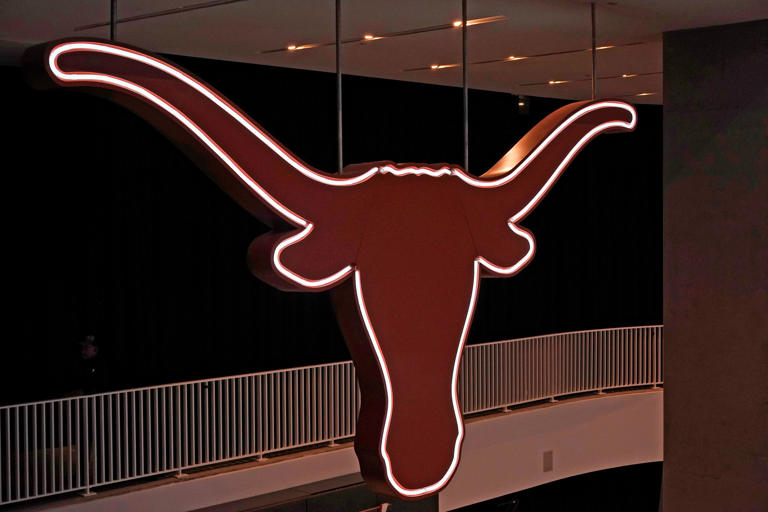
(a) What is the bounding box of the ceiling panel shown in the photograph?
[1,0,766,104]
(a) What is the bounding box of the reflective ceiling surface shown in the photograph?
[1,0,766,104]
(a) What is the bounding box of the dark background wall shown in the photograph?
[1,55,661,404]
[663,20,768,511]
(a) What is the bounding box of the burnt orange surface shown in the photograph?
[25,39,635,499]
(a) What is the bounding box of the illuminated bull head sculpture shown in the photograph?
[25,40,636,500]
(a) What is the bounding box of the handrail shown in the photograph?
[0,325,662,505]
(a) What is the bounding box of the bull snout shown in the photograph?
[333,245,478,498]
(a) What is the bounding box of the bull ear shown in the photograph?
[248,220,361,292]
[24,39,376,230]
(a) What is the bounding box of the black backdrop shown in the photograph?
[1,56,661,404]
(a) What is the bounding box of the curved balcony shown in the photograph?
[0,325,662,507]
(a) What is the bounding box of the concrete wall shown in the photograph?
[663,19,768,512]
[439,391,663,511]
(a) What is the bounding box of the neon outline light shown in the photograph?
[36,40,637,499]
[354,262,479,497]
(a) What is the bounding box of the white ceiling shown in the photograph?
[1,0,766,104]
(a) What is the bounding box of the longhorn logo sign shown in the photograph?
[24,40,636,500]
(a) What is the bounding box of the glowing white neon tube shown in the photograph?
[477,222,536,276]
[353,262,479,497]
[379,165,457,177]
[473,101,636,275]
[48,43,379,187]
[451,101,637,188]
[46,42,637,495]
[48,42,353,289]
[272,223,353,288]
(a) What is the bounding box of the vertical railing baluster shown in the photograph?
[243,378,249,456]
[252,376,259,458]
[57,400,64,492]
[217,381,223,461]
[139,391,146,476]
[131,391,138,476]
[83,398,90,495]
[115,395,122,481]
[5,408,11,502]
[237,378,243,457]
[90,397,97,486]
[181,383,187,467]
[194,382,202,465]
[14,407,21,500]
[46,402,54,493]
[106,396,112,483]
[29,405,37,498]
[74,399,81,489]
[97,396,104,484]
[204,383,210,463]
[268,374,274,452]
[130,392,137,478]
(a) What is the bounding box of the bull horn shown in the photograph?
[459,99,636,222]
[458,100,636,278]
[23,39,374,229]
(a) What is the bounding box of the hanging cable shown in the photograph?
[110,0,117,41]
[591,2,596,100]
[336,0,343,174]
[462,0,468,172]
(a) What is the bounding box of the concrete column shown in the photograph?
[663,19,768,511]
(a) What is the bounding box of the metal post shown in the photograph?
[462,0,469,172]
[591,2,596,100]
[109,0,117,41]
[336,0,343,174]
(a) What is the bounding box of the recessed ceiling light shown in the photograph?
[548,80,570,85]
[287,44,297,51]
[453,20,463,27]
[636,92,655,96]
[467,15,507,26]
[596,45,615,50]
[364,34,375,40]
[621,73,638,78]
[507,55,527,61]
[428,63,460,70]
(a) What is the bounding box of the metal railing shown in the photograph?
[0,325,662,505]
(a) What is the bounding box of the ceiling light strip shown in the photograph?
[519,71,661,87]
[404,41,646,72]
[261,15,508,54]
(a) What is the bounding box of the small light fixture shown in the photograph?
[453,20,463,27]
[548,80,570,85]
[428,63,460,70]
[517,95,530,114]
[507,55,527,61]
[636,92,655,96]
[596,45,614,50]
[287,44,297,51]
[364,34,375,41]
[621,73,637,78]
